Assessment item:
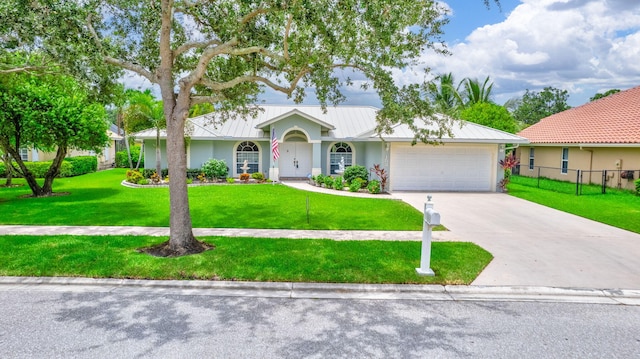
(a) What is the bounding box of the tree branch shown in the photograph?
[104,57,157,83]
[190,94,227,105]
[174,39,222,57]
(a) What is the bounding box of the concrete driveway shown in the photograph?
[392,192,640,289]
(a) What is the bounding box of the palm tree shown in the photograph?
[428,72,463,115]
[123,89,165,177]
[459,76,494,107]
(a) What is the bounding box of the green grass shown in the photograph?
[508,180,640,234]
[0,235,492,284]
[0,169,422,230]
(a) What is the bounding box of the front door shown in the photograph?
[279,142,312,178]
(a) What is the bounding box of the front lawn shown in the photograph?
[0,235,492,284]
[508,180,640,234]
[0,169,422,230]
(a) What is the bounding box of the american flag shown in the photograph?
[271,128,280,161]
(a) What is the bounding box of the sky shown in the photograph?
[124,0,640,108]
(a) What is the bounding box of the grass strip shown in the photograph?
[0,235,492,285]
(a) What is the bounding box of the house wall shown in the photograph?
[516,145,640,190]
[143,139,169,170]
[272,115,322,141]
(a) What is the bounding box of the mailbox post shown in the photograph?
[416,195,440,276]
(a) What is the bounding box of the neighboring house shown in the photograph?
[134,105,527,192]
[516,85,640,190]
[135,105,529,192]
[19,125,124,169]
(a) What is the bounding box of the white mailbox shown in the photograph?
[425,208,441,226]
[416,195,440,277]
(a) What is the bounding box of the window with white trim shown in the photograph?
[561,147,569,174]
[236,141,259,174]
[19,148,28,161]
[330,142,353,174]
[528,148,535,170]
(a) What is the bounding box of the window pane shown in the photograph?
[236,141,259,174]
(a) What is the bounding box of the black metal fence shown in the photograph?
[512,165,639,195]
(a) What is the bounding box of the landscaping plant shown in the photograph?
[370,164,388,192]
[334,176,344,190]
[343,165,368,185]
[367,180,381,194]
[202,159,228,181]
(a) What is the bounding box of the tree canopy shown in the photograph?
[590,89,620,101]
[459,102,517,133]
[0,73,109,196]
[511,87,571,126]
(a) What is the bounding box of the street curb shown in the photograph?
[1,276,639,305]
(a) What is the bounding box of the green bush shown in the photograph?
[315,174,325,186]
[251,172,265,182]
[324,176,334,189]
[349,178,365,192]
[367,179,381,194]
[202,158,228,180]
[65,156,97,175]
[343,165,368,185]
[126,169,144,184]
[138,178,149,185]
[115,146,144,168]
[0,162,6,177]
[334,176,344,190]
[227,177,235,184]
[635,178,640,194]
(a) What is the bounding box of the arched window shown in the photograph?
[236,141,260,174]
[330,142,353,174]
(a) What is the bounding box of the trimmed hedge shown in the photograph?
[0,156,97,178]
[141,168,202,179]
[115,146,144,168]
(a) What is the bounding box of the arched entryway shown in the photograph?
[279,129,312,178]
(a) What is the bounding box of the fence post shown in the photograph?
[602,170,607,194]
[537,167,541,188]
[575,170,580,196]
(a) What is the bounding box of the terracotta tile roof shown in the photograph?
[517,85,640,144]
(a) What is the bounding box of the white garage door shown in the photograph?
[390,144,494,191]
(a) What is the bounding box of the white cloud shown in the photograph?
[415,0,640,106]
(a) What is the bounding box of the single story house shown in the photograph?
[19,124,124,169]
[516,85,640,190]
[135,105,527,192]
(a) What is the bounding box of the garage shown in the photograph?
[389,143,495,191]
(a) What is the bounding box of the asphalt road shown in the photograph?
[1,288,639,358]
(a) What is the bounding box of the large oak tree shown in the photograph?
[5,0,499,255]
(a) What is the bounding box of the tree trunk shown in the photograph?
[1,153,12,187]
[155,127,162,178]
[1,144,44,196]
[41,146,67,195]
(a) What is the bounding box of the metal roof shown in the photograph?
[133,105,528,144]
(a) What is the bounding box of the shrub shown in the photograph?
[635,178,640,195]
[334,176,344,190]
[315,173,325,186]
[115,146,144,168]
[324,176,334,189]
[126,169,144,184]
[65,156,98,175]
[367,180,381,194]
[186,178,193,184]
[142,168,168,178]
[0,162,5,177]
[240,173,250,182]
[227,177,235,184]
[349,178,365,192]
[149,171,161,184]
[343,165,368,184]
[251,172,265,182]
[197,173,208,183]
[138,178,149,185]
[370,164,387,192]
[202,158,228,180]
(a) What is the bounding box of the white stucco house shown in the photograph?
[134,105,527,192]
